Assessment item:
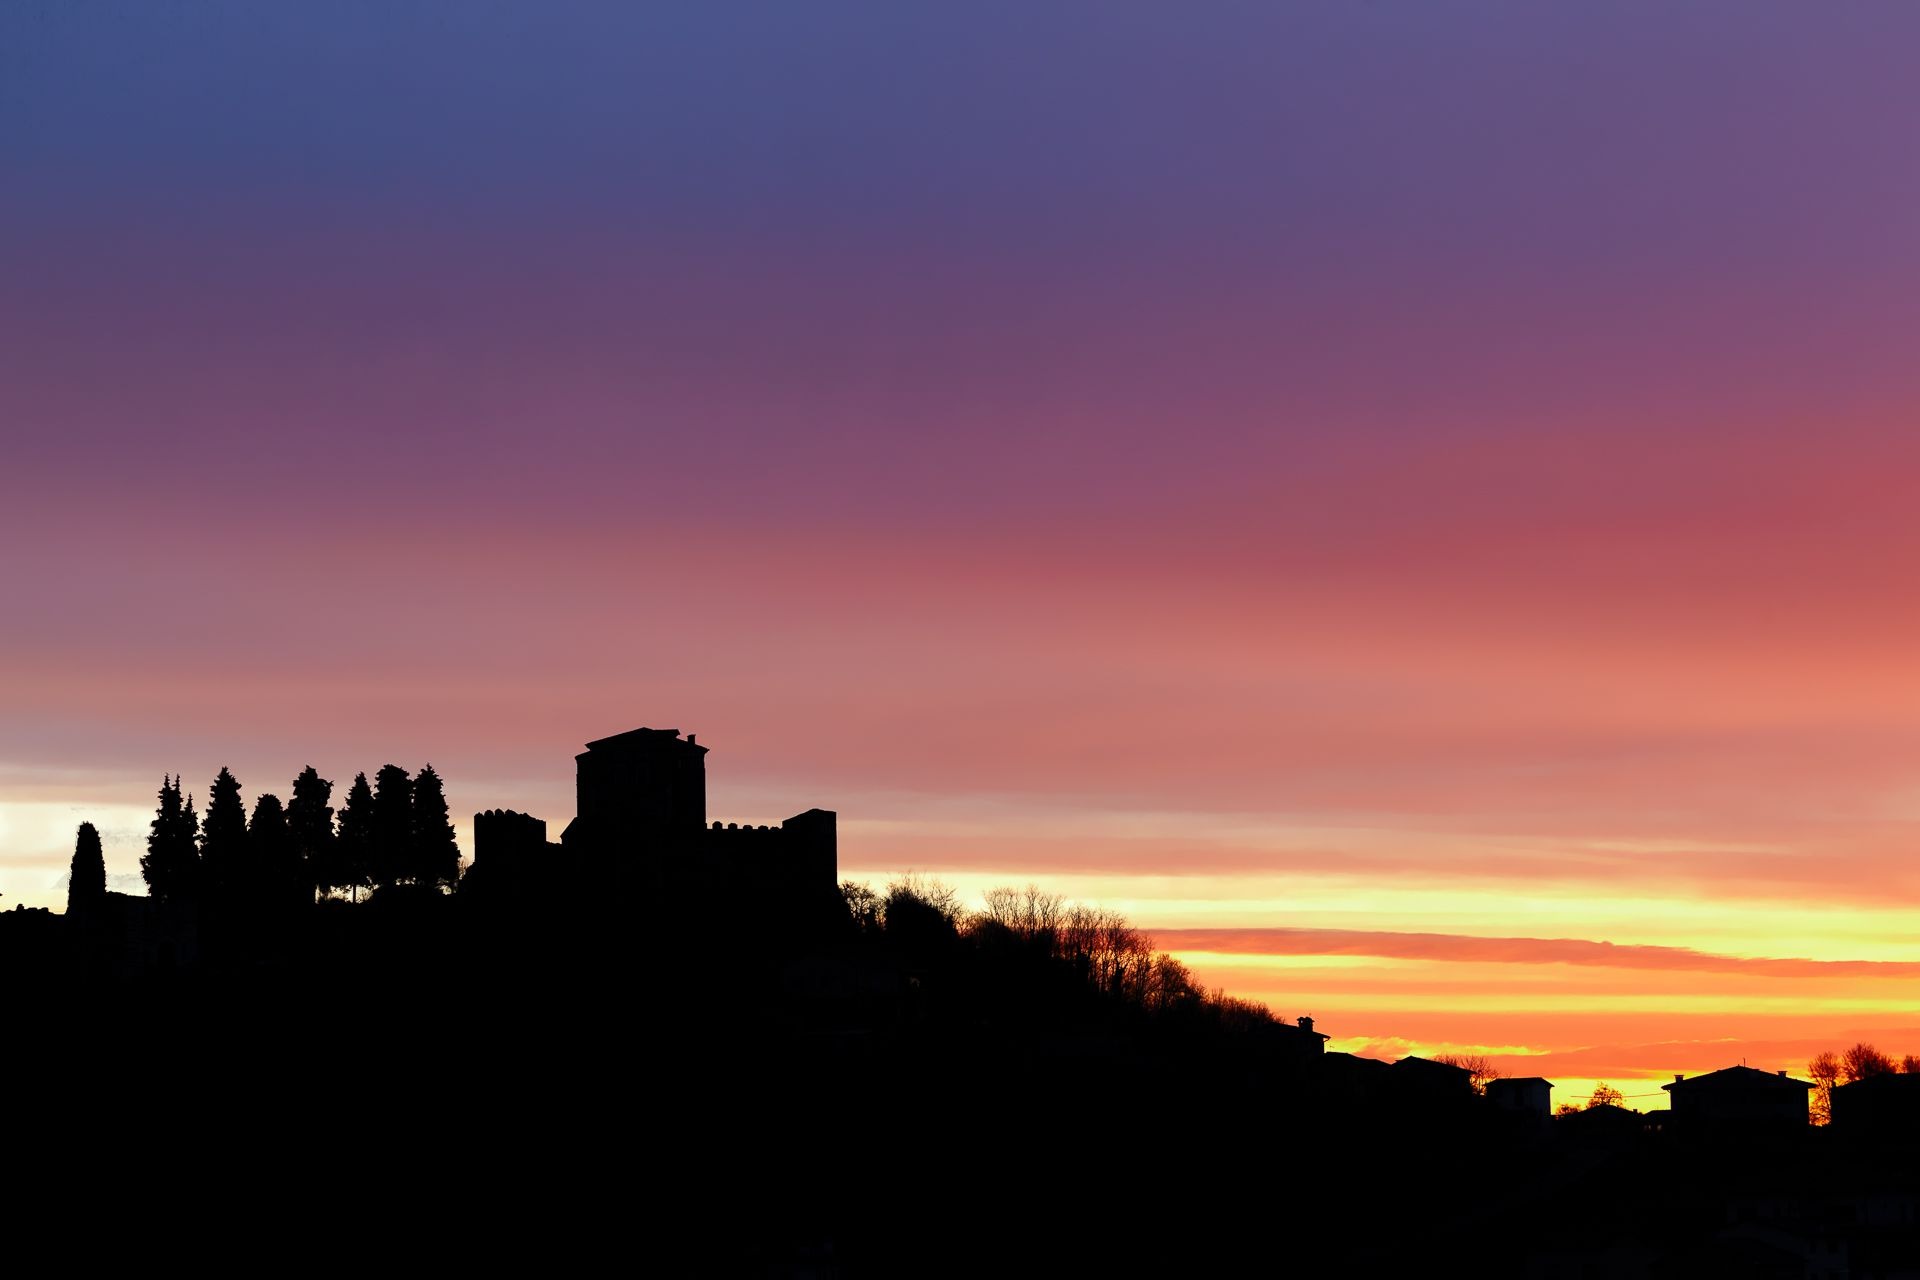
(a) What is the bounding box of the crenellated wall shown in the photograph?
[475,809,548,860]
[476,729,837,921]
[699,808,836,895]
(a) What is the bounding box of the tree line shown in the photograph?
[132,763,460,909]
[840,876,1282,1034]
[1554,1082,1627,1116]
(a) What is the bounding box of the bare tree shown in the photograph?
[1842,1042,1896,1083]
[1809,1051,1841,1125]
[1209,993,1276,1032]
[841,881,881,933]
[1146,952,1201,1013]
[1433,1053,1501,1096]
[885,873,963,927]
[979,883,1064,940]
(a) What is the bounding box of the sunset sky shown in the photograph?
[6,4,1920,1107]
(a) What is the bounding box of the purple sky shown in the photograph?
[6,3,1920,1102]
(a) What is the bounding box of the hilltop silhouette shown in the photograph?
[5,725,1919,1275]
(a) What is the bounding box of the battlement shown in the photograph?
[476,808,548,838]
[698,807,836,895]
[474,808,549,867]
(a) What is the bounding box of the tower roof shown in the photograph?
[582,727,707,754]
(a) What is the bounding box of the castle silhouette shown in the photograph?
[469,727,838,912]
[13,723,1920,1275]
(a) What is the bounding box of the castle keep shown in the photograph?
[472,727,837,908]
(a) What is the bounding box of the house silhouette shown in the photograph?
[1487,1075,1553,1128]
[1831,1072,1920,1136]
[1663,1065,1813,1132]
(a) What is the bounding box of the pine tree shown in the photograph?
[200,767,248,907]
[141,775,201,901]
[286,766,335,902]
[140,775,173,896]
[68,822,106,916]
[181,791,201,881]
[410,764,461,890]
[370,764,413,891]
[336,772,375,903]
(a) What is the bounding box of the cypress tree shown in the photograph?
[336,772,375,903]
[410,764,461,890]
[141,775,200,901]
[286,766,335,903]
[68,822,106,916]
[248,793,297,913]
[200,767,248,907]
[370,764,413,892]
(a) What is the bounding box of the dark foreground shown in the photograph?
[8,896,1917,1277]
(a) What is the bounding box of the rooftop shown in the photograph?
[1663,1065,1814,1093]
[582,727,705,752]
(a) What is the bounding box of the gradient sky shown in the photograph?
[6,3,1920,1107]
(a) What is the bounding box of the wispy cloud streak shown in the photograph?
[1156,928,1920,979]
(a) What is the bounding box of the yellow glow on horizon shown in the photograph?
[840,866,1920,961]
[1193,987,1914,1016]
[0,798,154,908]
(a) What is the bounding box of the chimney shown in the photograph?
[1297,1016,1314,1034]
[1777,1070,1786,1077]
[1674,1073,1685,1084]
[687,734,697,745]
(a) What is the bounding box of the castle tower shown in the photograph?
[552,726,835,924]
[565,727,708,857]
